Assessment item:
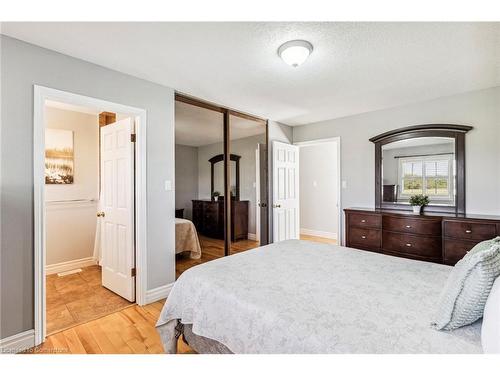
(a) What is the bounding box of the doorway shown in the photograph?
[33,86,148,345]
[296,138,341,245]
[173,94,269,278]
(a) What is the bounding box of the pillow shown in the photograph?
[431,243,500,330]
[467,236,500,256]
[482,276,500,353]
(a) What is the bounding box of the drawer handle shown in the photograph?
[361,235,367,239]
[405,225,412,229]
[465,230,472,234]
[405,243,412,247]
[361,219,366,223]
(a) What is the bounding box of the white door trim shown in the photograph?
[294,137,342,244]
[33,85,148,346]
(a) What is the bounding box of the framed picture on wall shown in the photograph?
[45,128,74,184]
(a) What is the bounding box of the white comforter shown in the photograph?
[156,240,482,354]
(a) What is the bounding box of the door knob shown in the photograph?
[272,204,281,208]
[97,211,105,217]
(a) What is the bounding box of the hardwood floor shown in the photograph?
[176,234,259,279]
[46,265,134,335]
[28,300,194,354]
[300,234,337,244]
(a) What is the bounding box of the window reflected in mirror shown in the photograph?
[381,137,456,206]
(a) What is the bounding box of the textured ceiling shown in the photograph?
[2,22,499,126]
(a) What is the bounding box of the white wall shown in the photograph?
[293,87,500,244]
[1,35,175,339]
[175,144,199,220]
[299,142,338,238]
[45,107,99,266]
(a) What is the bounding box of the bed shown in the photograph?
[175,218,201,259]
[157,240,483,354]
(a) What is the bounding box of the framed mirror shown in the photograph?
[210,153,241,200]
[370,124,472,214]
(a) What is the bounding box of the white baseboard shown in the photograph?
[46,257,97,275]
[144,283,174,305]
[248,233,257,241]
[300,228,337,240]
[0,329,35,353]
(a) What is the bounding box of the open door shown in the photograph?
[100,118,135,302]
[272,141,299,242]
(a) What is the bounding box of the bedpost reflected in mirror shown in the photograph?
[370,124,472,214]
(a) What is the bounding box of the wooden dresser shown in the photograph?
[192,199,249,241]
[345,208,500,265]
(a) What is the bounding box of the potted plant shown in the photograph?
[409,194,430,214]
[212,191,220,202]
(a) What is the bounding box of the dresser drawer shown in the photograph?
[383,216,441,236]
[443,239,477,265]
[349,227,381,249]
[382,232,442,260]
[443,220,497,241]
[348,212,381,229]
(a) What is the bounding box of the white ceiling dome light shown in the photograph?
[278,40,314,67]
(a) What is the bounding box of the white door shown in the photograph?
[100,118,135,301]
[272,141,300,242]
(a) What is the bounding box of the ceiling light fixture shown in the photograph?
[278,40,313,67]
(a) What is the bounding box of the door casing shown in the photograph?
[33,85,148,345]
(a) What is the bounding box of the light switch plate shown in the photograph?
[342,180,347,189]
[164,180,172,191]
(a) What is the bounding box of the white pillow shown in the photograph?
[482,276,500,353]
[431,244,500,330]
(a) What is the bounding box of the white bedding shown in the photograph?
[156,240,482,354]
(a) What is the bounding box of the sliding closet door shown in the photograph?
[174,99,226,268]
[228,114,267,254]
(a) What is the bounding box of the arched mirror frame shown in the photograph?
[370,124,473,214]
[209,153,241,201]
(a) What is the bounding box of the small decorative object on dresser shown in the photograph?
[212,191,220,202]
[409,194,429,214]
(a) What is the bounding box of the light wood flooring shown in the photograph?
[46,265,134,335]
[28,300,193,354]
[300,234,337,244]
[175,234,259,279]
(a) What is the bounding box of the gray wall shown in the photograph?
[293,86,500,244]
[299,142,338,237]
[175,144,199,220]
[0,36,175,339]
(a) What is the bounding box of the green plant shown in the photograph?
[409,194,430,206]
[212,191,220,198]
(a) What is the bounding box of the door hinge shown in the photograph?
[130,134,136,142]
[131,267,136,277]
